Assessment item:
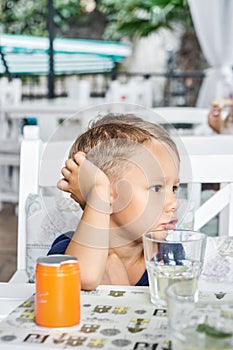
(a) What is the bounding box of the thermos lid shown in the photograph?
[37,254,78,266]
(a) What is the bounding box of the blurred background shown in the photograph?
[0,0,207,106]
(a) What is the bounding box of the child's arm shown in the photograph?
[100,251,130,285]
[57,152,110,290]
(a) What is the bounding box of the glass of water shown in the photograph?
[143,230,207,306]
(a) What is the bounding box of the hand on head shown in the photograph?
[57,151,110,209]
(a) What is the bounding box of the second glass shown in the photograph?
[166,280,233,350]
[143,230,207,306]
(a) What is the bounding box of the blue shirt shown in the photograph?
[48,231,149,286]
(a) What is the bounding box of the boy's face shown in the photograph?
[109,139,180,247]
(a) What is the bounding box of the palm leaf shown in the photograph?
[101,0,193,40]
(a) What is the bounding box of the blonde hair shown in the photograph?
[69,113,179,181]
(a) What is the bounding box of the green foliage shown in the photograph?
[0,0,84,37]
[100,0,193,40]
[0,0,193,41]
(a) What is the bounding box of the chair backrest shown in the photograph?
[11,128,233,282]
[177,135,233,236]
[11,126,80,282]
[0,77,22,106]
[106,79,153,107]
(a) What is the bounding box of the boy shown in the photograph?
[48,114,180,289]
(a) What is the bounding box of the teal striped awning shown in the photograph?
[0,34,131,75]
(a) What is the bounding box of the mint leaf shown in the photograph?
[196,323,232,338]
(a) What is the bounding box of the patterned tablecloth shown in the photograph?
[0,237,232,349]
[0,286,171,350]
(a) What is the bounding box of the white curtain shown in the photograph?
[188,0,233,107]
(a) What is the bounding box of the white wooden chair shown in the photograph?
[177,135,233,236]
[10,126,80,282]
[106,78,154,107]
[10,127,233,283]
[0,78,23,210]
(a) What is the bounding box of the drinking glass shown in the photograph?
[143,230,206,306]
[166,280,233,350]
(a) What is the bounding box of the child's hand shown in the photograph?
[57,152,110,209]
[208,104,222,134]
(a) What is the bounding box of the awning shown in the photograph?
[0,34,131,75]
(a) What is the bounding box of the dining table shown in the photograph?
[0,282,170,350]
[1,278,232,350]
[1,103,221,142]
[0,97,106,141]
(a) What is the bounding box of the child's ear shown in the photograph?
[110,179,132,214]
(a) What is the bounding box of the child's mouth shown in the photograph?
[164,219,178,230]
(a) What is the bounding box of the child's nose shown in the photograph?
[165,191,178,213]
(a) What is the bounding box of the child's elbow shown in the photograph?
[81,275,101,291]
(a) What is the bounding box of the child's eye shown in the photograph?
[151,185,162,193]
[173,186,179,193]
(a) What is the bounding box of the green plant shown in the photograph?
[0,0,87,37]
[100,0,193,41]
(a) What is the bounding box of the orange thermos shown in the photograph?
[35,255,80,328]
